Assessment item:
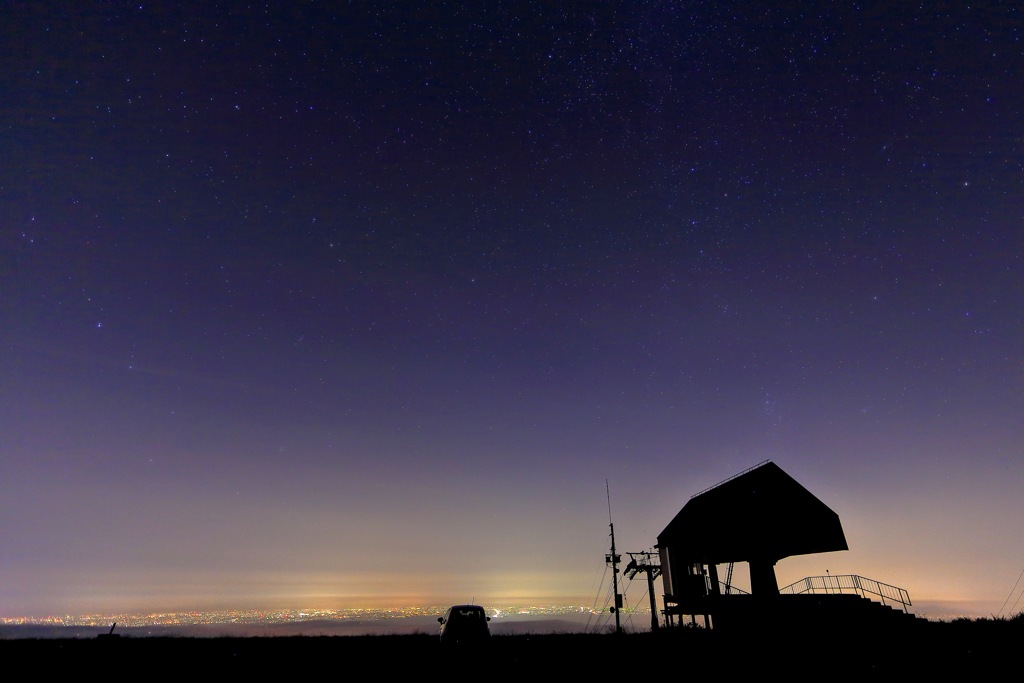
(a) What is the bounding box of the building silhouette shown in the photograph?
[657,461,916,634]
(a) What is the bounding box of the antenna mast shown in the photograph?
[605,480,623,634]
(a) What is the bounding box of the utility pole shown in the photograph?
[605,480,623,634]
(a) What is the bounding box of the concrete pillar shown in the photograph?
[708,563,721,595]
[749,559,779,596]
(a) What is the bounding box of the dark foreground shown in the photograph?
[1,618,1017,677]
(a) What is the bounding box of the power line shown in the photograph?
[997,566,1024,618]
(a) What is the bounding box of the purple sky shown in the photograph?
[3,2,1023,619]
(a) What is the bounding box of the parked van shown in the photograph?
[438,604,491,645]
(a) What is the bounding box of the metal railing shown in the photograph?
[779,574,912,613]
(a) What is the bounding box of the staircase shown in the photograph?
[707,575,922,637]
[779,574,913,613]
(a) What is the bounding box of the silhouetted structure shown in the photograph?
[623,551,662,631]
[97,622,121,639]
[657,461,915,633]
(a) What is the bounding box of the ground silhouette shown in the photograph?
[1,615,1018,677]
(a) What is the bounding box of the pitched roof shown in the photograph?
[657,461,848,564]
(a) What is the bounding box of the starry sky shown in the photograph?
[3,2,1023,620]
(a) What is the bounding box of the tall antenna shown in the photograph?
[605,480,623,634]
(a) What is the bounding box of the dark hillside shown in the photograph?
[2,617,1019,677]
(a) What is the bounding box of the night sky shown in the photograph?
[3,2,1023,619]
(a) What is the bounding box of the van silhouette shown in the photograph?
[438,605,491,645]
